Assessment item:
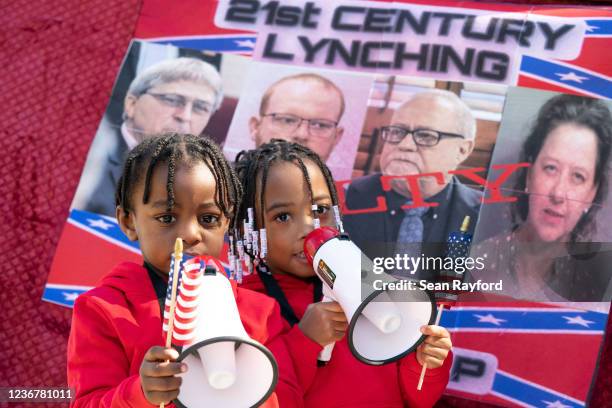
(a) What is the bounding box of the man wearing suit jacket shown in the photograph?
[76,57,223,216]
[343,90,482,272]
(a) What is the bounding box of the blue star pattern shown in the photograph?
[440,308,606,333]
[435,222,473,301]
[444,307,607,407]
[70,210,140,252]
[149,35,258,52]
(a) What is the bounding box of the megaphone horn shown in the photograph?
[172,256,279,408]
[304,227,436,366]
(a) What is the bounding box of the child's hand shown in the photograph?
[416,325,452,369]
[140,346,186,404]
[299,301,348,346]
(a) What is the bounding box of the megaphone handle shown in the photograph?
[318,342,335,363]
[317,294,336,363]
[417,303,444,391]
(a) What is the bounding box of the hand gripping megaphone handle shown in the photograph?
[305,226,435,366]
[317,294,336,364]
[175,256,280,408]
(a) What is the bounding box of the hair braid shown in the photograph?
[142,136,173,204]
[232,138,340,261]
[115,133,241,229]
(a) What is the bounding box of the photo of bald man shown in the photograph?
[223,62,372,179]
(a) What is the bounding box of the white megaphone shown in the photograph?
[172,256,278,408]
[303,227,436,365]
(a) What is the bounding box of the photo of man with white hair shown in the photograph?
[76,56,223,216]
[343,89,482,257]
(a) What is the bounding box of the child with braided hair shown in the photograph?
[233,138,453,407]
[67,133,302,407]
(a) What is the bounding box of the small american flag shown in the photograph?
[436,215,473,303]
[162,256,203,346]
[162,256,226,346]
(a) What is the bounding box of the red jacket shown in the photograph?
[241,272,452,408]
[67,262,302,407]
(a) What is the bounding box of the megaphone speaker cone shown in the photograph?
[176,336,278,408]
[349,287,436,365]
[197,341,237,389]
[170,257,279,408]
[358,290,402,334]
[304,229,437,366]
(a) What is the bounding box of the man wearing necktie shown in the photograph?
[343,89,482,277]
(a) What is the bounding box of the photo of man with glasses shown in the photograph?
[76,56,223,216]
[248,73,345,161]
[222,65,372,179]
[343,89,482,256]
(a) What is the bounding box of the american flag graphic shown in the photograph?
[163,258,203,346]
[435,216,473,303]
[162,256,228,346]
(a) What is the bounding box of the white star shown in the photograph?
[555,72,589,83]
[62,292,79,302]
[542,400,572,408]
[474,313,507,326]
[585,24,599,33]
[563,315,594,328]
[235,39,255,49]
[87,218,113,230]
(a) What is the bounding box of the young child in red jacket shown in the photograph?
[231,139,453,407]
[67,133,302,407]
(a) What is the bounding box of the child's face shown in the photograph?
[117,162,229,273]
[258,159,335,278]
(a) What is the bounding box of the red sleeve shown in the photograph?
[282,324,322,392]
[261,302,306,408]
[67,294,157,408]
[398,351,453,408]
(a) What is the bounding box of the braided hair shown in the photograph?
[115,132,242,229]
[232,139,339,324]
[233,138,339,233]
